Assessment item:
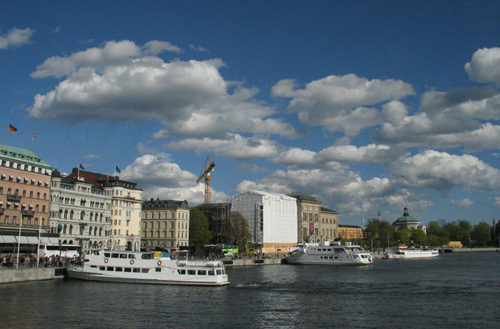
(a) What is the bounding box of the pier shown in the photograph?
[0,267,65,284]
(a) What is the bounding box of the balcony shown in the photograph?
[22,209,35,216]
[6,194,22,202]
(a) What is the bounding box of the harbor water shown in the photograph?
[1,252,499,328]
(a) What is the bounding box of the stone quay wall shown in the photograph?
[0,267,64,284]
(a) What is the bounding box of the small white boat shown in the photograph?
[386,246,439,259]
[284,242,373,265]
[67,250,229,286]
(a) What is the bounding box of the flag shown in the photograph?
[31,132,37,142]
[79,164,85,170]
[8,124,17,134]
[115,165,121,173]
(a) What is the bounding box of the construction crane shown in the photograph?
[196,156,216,204]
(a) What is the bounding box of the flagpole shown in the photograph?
[16,214,23,268]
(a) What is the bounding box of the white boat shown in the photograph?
[284,242,373,265]
[386,246,439,259]
[67,250,229,286]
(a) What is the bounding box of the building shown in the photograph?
[320,207,339,242]
[231,190,297,253]
[338,225,363,240]
[49,169,112,252]
[67,169,143,251]
[392,207,427,233]
[196,202,230,244]
[0,143,53,253]
[141,198,190,251]
[288,191,339,243]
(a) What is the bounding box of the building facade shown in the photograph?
[0,144,52,250]
[319,207,339,242]
[141,198,190,251]
[49,169,112,251]
[67,169,143,251]
[231,190,297,253]
[338,225,364,241]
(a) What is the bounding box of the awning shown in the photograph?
[0,235,17,243]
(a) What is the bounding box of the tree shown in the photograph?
[471,222,490,246]
[410,229,427,246]
[189,208,212,246]
[395,229,410,245]
[365,219,380,248]
[228,211,252,249]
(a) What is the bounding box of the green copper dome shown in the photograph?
[393,207,420,224]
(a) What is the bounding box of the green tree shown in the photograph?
[228,212,252,249]
[189,208,212,246]
[410,229,427,246]
[428,221,441,236]
[380,221,395,247]
[471,222,490,246]
[395,229,410,245]
[365,219,380,248]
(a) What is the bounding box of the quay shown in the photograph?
[0,267,65,284]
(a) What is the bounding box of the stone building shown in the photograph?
[49,169,112,251]
[231,190,297,253]
[288,191,339,243]
[392,207,427,233]
[0,143,53,252]
[141,198,190,251]
[67,169,143,251]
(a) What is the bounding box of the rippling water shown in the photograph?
[1,252,499,328]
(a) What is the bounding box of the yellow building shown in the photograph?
[338,224,363,240]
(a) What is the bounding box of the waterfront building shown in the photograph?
[231,190,297,253]
[196,202,230,244]
[67,169,142,251]
[288,191,339,243]
[392,207,427,233]
[49,169,112,252]
[0,143,53,253]
[338,224,363,241]
[141,198,190,251]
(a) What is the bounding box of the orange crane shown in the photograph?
[196,156,216,204]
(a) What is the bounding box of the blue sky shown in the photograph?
[2,1,500,226]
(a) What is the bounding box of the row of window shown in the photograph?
[91,265,222,276]
[0,214,45,226]
[0,186,47,200]
[142,230,187,239]
[0,159,51,175]
[142,211,189,220]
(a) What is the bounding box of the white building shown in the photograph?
[231,190,297,253]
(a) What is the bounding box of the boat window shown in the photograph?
[111,253,119,258]
[90,265,97,268]
[142,254,152,259]
[104,253,110,257]
[129,254,135,259]
[84,259,90,262]
[115,267,123,272]
[133,268,140,273]
[99,266,105,271]
[106,267,113,271]
[188,270,196,275]
[198,270,206,275]
[178,269,186,275]
[156,268,161,272]
[208,270,215,276]
[119,254,127,259]
[124,268,132,272]
[141,269,149,273]
[216,269,222,275]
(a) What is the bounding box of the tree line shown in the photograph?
[364,218,500,248]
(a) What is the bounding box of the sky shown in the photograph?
[1,1,500,226]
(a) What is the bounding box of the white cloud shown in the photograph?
[451,198,475,209]
[0,27,34,49]
[119,153,229,203]
[166,134,279,161]
[465,47,500,84]
[27,40,300,139]
[272,74,415,135]
[143,40,181,55]
[390,150,500,192]
[316,144,408,166]
[84,153,101,159]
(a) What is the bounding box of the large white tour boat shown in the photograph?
[283,242,373,265]
[386,246,439,259]
[67,250,229,286]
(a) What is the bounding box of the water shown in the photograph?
[1,252,499,328]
